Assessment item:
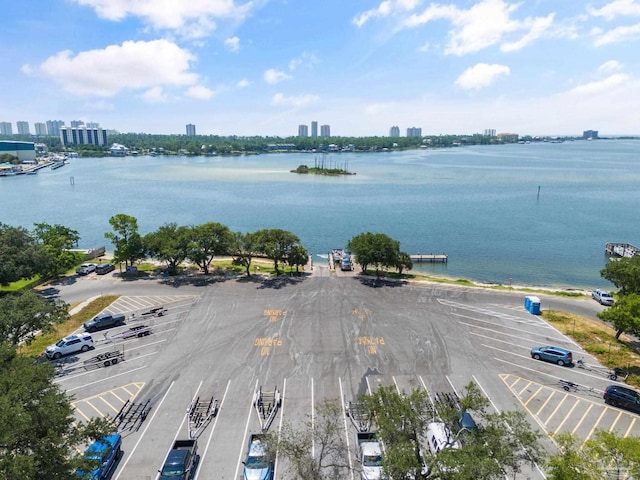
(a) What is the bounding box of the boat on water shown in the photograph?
[51,161,66,170]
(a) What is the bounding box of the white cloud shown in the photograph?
[272,93,319,108]
[71,0,254,38]
[454,63,510,90]
[83,100,115,111]
[142,86,168,103]
[598,60,623,73]
[288,52,319,71]
[588,0,640,20]
[38,40,200,97]
[186,85,216,100]
[566,73,630,96]
[403,0,554,56]
[225,36,240,52]
[237,79,251,88]
[353,0,420,28]
[264,69,292,84]
[592,23,640,46]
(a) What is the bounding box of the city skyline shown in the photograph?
[2,1,640,137]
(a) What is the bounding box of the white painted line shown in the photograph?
[234,379,259,480]
[273,377,286,479]
[464,322,569,345]
[114,381,174,480]
[339,377,355,480]
[64,366,148,391]
[193,379,231,480]
[311,376,315,459]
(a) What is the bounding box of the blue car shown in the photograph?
[77,433,122,480]
[530,346,572,366]
[243,434,273,480]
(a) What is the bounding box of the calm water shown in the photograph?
[2,140,639,289]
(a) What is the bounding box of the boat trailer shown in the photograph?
[187,396,219,439]
[114,398,152,433]
[576,359,626,381]
[253,385,282,432]
[346,400,372,432]
[83,348,124,369]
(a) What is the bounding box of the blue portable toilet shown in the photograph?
[526,296,541,315]
[524,296,531,310]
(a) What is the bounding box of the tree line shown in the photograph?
[597,257,640,340]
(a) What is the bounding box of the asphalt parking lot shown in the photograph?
[49,272,638,480]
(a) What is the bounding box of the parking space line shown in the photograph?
[86,400,105,417]
[584,407,609,443]
[554,400,580,433]
[624,417,637,437]
[234,378,259,480]
[65,366,147,392]
[608,410,623,433]
[338,377,356,480]
[570,404,593,435]
[101,397,120,413]
[523,385,542,406]
[75,408,91,422]
[535,390,555,416]
[544,394,567,426]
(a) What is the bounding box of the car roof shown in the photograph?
[540,345,571,353]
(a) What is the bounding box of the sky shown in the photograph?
[3,0,640,137]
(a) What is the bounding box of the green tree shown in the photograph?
[0,290,69,346]
[230,232,258,277]
[187,222,233,275]
[144,223,192,275]
[396,252,413,275]
[0,223,47,286]
[104,214,145,268]
[33,223,81,278]
[347,232,400,276]
[0,343,113,479]
[597,293,640,339]
[547,431,640,479]
[600,256,640,296]
[254,229,300,275]
[287,245,309,274]
[275,399,351,480]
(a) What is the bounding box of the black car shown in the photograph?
[603,385,640,414]
[96,263,115,275]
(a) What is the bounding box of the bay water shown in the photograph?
[2,139,639,289]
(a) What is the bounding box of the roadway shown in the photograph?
[44,270,637,480]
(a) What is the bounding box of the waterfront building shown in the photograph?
[109,143,128,156]
[0,140,36,161]
[320,124,330,137]
[497,132,519,142]
[16,121,30,135]
[86,122,100,128]
[483,129,496,137]
[34,122,47,136]
[298,124,308,137]
[60,126,108,147]
[407,127,422,138]
[46,120,65,136]
[186,124,196,136]
[389,126,400,137]
[70,120,84,128]
[311,121,318,138]
[583,130,598,140]
[0,122,13,135]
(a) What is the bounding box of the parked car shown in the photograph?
[76,263,97,275]
[83,312,126,333]
[76,433,122,480]
[530,345,573,366]
[340,255,353,271]
[592,289,614,306]
[603,385,640,414]
[242,434,274,480]
[96,263,115,275]
[46,333,94,359]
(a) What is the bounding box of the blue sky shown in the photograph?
[3,0,640,137]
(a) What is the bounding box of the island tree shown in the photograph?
[600,256,640,296]
[255,228,301,275]
[597,293,640,339]
[347,232,401,276]
[230,232,258,277]
[104,214,145,268]
[0,223,47,286]
[0,290,69,346]
[33,222,81,279]
[144,223,192,275]
[187,222,233,275]
[287,244,309,274]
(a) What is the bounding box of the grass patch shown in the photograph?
[20,295,120,358]
[541,310,640,387]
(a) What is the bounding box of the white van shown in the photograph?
[425,422,459,454]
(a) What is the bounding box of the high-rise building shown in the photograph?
[34,122,47,136]
[186,124,196,136]
[70,120,85,128]
[311,121,318,138]
[407,127,422,137]
[46,120,65,136]
[298,124,308,137]
[583,130,598,139]
[389,126,400,137]
[0,122,13,135]
[483,129,496,137]
[17,121,30,135]
[86,122,100,128]
[60,126,108,146]
[320,125,330,137]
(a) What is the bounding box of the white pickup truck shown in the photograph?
[356,432,383,479]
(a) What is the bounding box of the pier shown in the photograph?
[410,254,448,263]
[605,243,640,258]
